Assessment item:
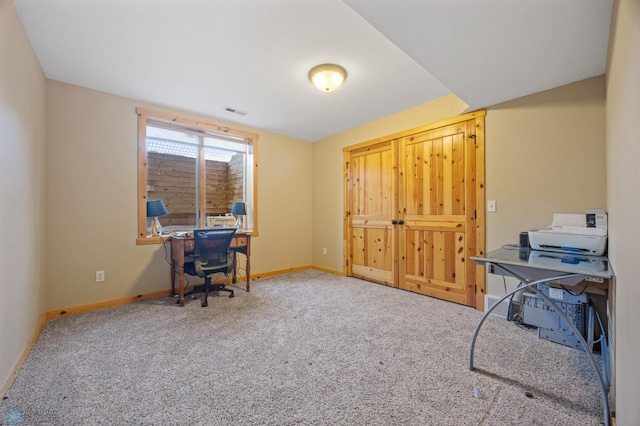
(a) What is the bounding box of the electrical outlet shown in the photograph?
[95,270,105,282]
[322,248,327,255]
[487,200,497,213]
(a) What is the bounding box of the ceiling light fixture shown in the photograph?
[308,64,347,92]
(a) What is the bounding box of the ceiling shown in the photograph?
[14,0,612,142]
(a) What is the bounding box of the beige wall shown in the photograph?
[0,0,47,393]
[311,94,469,272]
[485,76,606,295]
[45,80,313,310]
[606,0,640,423]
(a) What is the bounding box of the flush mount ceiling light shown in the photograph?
[308,64,347,92]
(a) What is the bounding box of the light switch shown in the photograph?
[487,200,497,213]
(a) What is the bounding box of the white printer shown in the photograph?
[528,209,607,256]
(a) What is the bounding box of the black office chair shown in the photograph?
[183,228,236,307]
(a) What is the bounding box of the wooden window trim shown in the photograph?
[136,107,259,245]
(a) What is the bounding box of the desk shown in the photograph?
[470,248,613,426]
[170,232,251,306]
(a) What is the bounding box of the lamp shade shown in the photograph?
[146,199,168,218]
[308,64,347,92]
[231,202,247,215]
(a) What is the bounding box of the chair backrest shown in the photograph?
[193,228,236,276]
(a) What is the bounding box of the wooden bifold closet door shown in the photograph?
[344,111,485,309]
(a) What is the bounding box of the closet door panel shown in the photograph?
[402,229,468,304]
[351,227,394,284]
[346,141,397,287]
[399,122,474,305]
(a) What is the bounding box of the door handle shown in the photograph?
[391,220,398,225]
[398,220,405,225]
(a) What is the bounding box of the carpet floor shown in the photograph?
[1,270,606,425]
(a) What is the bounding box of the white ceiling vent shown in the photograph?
[224,106,249,116]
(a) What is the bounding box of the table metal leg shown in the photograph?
[470,263,610,426]
[469,284,538,369]
[526,282,610,426]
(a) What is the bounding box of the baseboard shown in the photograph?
[311,265,345,276]
[0,313,47,400]
[46,289,173,320]
[485,295,510,318]
[252,265,313,279]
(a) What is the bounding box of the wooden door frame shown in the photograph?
[343,110,486,310]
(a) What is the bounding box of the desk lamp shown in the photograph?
[147,199,169,236]
[231,202,246,230]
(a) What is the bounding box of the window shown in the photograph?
[137,108,258,244]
